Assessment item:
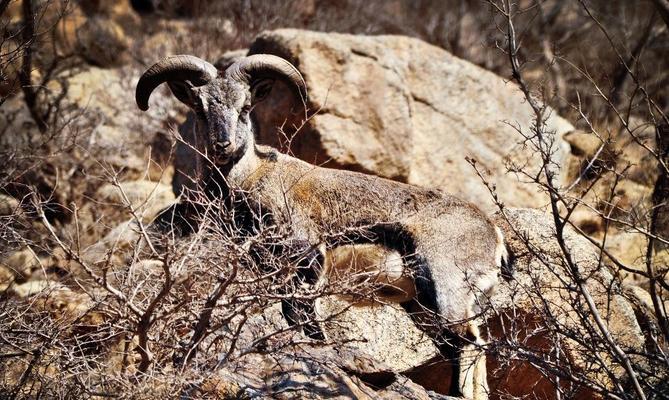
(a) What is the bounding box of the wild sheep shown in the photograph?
[136,54,510,399]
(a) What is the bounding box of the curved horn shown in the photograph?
[136,55,217,111]
[225,54,307,103]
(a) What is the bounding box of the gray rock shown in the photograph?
[487,208,647,396]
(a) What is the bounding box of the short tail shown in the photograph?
[495,226,515,280]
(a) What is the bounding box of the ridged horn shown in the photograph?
[136,55,218,111]
[225,54,307,103]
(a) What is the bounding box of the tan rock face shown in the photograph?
[0,248,42,283]
[0,194,19,216]
[80,180,176,268]
[1,65,175,178]
[243,29,574,212]
[57,1,138,67]
[1,63,178,254]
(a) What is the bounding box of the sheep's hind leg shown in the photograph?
[457,321,489,400]
[433,325,487,399]
[409,265,489,398]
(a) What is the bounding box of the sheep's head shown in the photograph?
[136,54,306,165]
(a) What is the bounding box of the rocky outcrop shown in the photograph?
[316,297,439,372]
[95,180,175,222]
[1,1,138,97]
[195,301,455,400]
[213,343,458,400]
[1,24,660,399]
[0,64,176,173]
[0,62,179,234]
[486,208,648,398]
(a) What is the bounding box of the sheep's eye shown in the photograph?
[252,79,274,103]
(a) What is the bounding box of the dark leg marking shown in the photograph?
[358,223,470,397]
[438,330,465,396]
[284,240,326,340]
[251,238,326,340]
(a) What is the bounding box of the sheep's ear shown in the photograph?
[251,78,274,105]
[167,80,199,109]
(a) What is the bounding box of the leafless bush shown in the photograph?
[473,1,669,398]
[0,144,393,397]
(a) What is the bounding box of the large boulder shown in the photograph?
[214,343,457,400]
[316,297,440,372]
[199,300,455,399]
[240,29,574,212]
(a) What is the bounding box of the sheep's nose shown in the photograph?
[217,140,231,148]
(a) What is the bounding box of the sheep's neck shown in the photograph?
[225,139,260,183]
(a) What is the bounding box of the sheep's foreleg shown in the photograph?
[278,239,326,340]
